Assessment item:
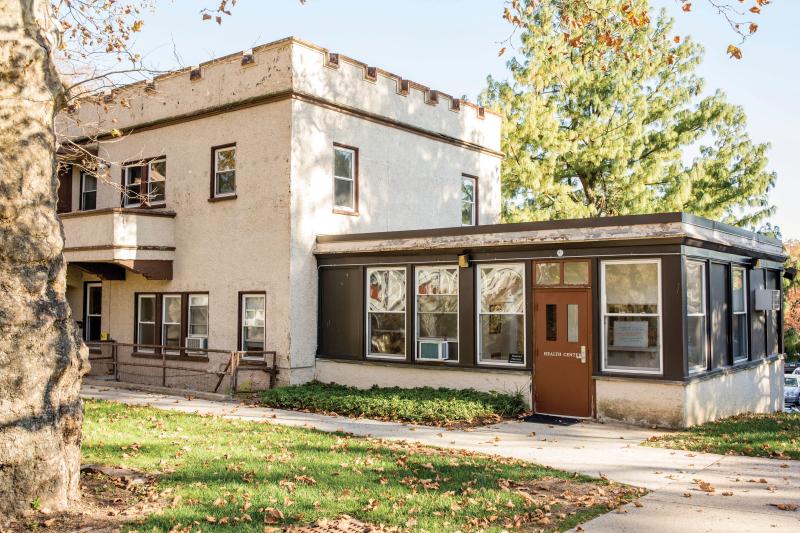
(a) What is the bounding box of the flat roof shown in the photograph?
[315,212,785,260]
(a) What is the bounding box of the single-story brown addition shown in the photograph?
[313,212,787,428]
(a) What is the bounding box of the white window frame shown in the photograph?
[161,294,182,354]
[686,260,707,374]
[84,282,102,342]
[414,265,459,362]
[600,259,663,375]
[332,145,356,213]
[461,176,476,227]
[476,263,526,367]
[213,146,236,198]
[366,266,407,360]
[240,293,266,360]
[732,266,749,362]
[80,172,97,211]
[136,294,157,353]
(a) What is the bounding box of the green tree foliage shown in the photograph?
[482,0,776,226]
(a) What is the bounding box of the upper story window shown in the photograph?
[686,260,707,374]
[333,144,358,214]
[123,158,166,207]
[732,266,748,362]
[461,175,477,226]
[212,144,236,198]
[601,259,662,374]
[80,172,97,211]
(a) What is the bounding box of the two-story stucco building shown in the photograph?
[58,37,786,427]
[57,37,502,389]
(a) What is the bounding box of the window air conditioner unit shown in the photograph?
[419,340,449,361]
[755,289,781,311]
[185,337,208,350]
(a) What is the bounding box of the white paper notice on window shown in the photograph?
[613,321,648,348]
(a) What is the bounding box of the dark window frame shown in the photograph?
[132,291,209,360]
[121,155,167,208]
[461,173,478,226]
[533,259,592,288]
[56,163,73,213]
[83,281,103,342]
[209,143,237,201]
[685,259,709,374]
[731,265,750,363]
[332,143,359,216]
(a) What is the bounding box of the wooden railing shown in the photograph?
[85,341,278,395]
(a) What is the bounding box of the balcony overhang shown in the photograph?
[60,208,176,280]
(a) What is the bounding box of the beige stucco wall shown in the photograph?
[59,40,294,138]
[287,97,501,381]
[290,42,500,150]
[596,357,784,428]
[77,101,294,376]
[684,357,784,426]
[315,359,532,407]
[59,36,503,387]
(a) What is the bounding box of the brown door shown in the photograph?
[534,288,592,417]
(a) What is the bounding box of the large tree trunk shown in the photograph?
[0,0,87,516]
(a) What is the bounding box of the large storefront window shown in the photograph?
[415,266,458,361]
[686,261,707,373]
[477,264,525,366]
[367,267,406,358]
[601,260,662,374]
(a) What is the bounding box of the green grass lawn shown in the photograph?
[82,399,638,532]
[259,381,527,426]
[644,412,800,459]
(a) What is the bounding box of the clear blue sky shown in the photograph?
[131,0,799,239]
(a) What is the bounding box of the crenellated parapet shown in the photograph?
[60,37,500,153]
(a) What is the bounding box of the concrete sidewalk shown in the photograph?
[81,384,800,532]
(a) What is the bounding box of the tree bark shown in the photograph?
[0,0,88,516]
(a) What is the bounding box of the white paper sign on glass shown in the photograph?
[613,320,648,348]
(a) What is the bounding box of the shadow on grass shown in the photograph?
[82,400,637,532]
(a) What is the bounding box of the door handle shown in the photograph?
[580,346,586,364]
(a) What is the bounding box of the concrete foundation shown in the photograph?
[595,356,784,428]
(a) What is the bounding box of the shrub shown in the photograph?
[260,381,526,426]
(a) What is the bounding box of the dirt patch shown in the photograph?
[0,468,164,533]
